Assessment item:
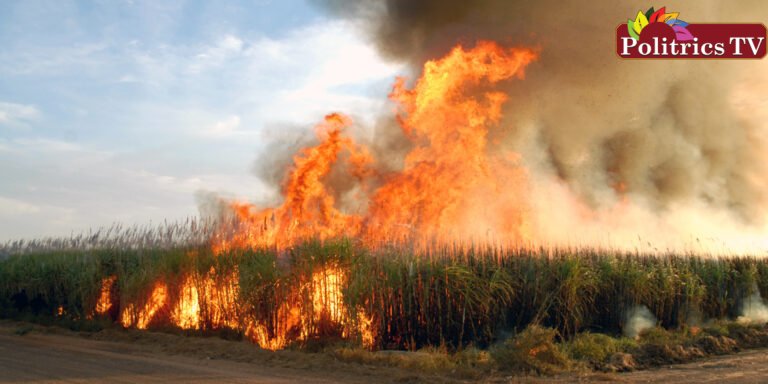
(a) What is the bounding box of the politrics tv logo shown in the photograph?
[617,6,766,59]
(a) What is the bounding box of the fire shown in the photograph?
[120,282,168,329]
[170,275,200,329]
[214,41,538,251]
[244,265,354,350]
[116,269,238,331]
[94,276,116,316]
[102,41,538,351]
[170,268,240,330]
[311,265,345,324]
[245,322,288,351]
[365,41,537,246]
[357,309,375,349]
[529,345,547,357]
[244,303,303,351]
[107,264,356,351]
[215,113,371,253]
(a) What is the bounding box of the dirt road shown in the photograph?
[615,350,768,383]
[0,332,362,383]
[0,321,420,384]
[2,321,768,383]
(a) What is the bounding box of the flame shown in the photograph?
[244,302,303,351]
[243,265,353,350]
[357,309,375,349]
[101,264,355,351]
[214,41,538,251]
[311,265,345,324]
[529,345,547,357]
[169,268,239,330]
[365,41,537,247]
[245,322,287,351]
[215,113,371,252]
[170,275,200,329]
[94,276,116,316]
[120,283,168,329]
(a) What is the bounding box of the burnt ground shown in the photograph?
[2,320,768,383]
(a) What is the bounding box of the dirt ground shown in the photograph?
[2,321,768,384]
[0,321,427,384]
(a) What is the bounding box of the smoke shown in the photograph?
[737,285,768,325]
[623,305,657,339]
[312,0,768,253]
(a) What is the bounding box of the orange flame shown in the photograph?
[170,267,240,330]
[120,282,168,329]
[243,265,355,350]
[170,275,200,329]
[311,265,345,324]
[365,41,537,247]
[244,303,303,351]
[215,113,371,253]
[94,276,116,316]
[357,309,375,349]
[104,265,357,351]
[214,41,538,251]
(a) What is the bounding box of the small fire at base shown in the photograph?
[97,261,368,351]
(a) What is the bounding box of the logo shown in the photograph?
[627,7,693,42]
[617,6,766,59]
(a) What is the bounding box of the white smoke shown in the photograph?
[737,286,768,325]
[623,305,657,339]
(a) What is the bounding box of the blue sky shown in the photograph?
[0,0,401,241]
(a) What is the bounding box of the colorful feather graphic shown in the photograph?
[626,6,693,41]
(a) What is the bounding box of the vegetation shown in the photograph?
[4,227,768,375]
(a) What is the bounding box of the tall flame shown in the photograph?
[215,113,372,253]
[215,41,538,251]
[365,41,537,246]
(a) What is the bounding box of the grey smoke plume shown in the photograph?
[312,0,768,253]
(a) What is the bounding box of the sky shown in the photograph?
[0,0,402,241]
